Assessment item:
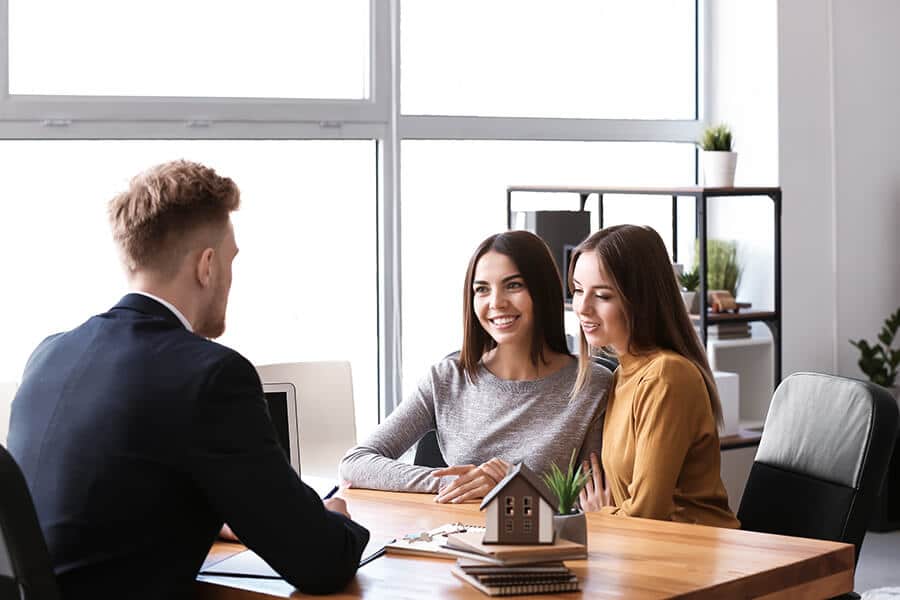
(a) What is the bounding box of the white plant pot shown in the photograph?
[702,151,738,187]
[681,291,697,314]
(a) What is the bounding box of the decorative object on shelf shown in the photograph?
[540,449,590,546]
[850,307,900,397]
[708,290,737,313]
[679,268,700,314]
[694,239,742,299]
[699,123,737,187]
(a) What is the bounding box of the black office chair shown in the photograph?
[412,351,458,468]
[0,444,60,600]
[591,354,618,373]
[413,430,447,468]
[737,372,898,598]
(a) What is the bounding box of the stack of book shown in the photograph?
[445,530,585,596]
[451,560,580,596]
[384,524,586,596]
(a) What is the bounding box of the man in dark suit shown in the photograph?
[7,160,369,598]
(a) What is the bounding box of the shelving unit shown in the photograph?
[507,184,783,397]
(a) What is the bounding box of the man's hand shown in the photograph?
[219,523,240,542]
[431,457,509,504]
[324,497,351,520]
[579,452,612,512]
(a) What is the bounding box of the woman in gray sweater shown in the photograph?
[339,231,611,503]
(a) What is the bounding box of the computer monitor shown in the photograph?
[263,383,301,475]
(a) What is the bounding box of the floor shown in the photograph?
[857,529,900,592]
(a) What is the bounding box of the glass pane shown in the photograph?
[0,140,378,439]
[9,1,370,99]
[402,0,696,119]
[400,140,694,398]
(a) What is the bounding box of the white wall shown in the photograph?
[777,0,840,376]
[830,0,900,378]
[779,0,900,379]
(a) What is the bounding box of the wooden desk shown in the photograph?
[196,489,854,599]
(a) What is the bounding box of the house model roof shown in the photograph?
[479,462,558,511]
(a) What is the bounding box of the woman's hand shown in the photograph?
[579,452,613,512]
[478,457,511,483]
[431,458,508,503]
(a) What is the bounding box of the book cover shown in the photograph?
[445,530,587,563]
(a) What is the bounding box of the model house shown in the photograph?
[480,463,556,545]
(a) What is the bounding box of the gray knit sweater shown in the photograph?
[339,357,611,493]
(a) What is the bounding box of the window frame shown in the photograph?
[0,0,707,421]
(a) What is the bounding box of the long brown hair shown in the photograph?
[569,225,722,424]
[459,230,569,381]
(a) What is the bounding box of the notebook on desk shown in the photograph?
[199,534,389,580]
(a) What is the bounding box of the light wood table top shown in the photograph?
[196,488,854,599]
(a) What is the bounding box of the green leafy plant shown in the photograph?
[699,123,734,151]
[850,307,900,388]
[540,449,591,515]
[694,239,742,298]
[679,268,700,292]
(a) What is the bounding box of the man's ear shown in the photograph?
[196,247,216,288]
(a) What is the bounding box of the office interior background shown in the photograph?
[0,0,898,589]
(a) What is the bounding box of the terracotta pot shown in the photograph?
[552,510,587,547]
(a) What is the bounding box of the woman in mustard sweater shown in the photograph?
[570,225,739,528]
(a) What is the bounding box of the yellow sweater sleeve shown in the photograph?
[614,365,708,520]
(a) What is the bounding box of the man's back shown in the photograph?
[8,294,368,599]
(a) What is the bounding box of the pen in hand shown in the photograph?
[323,485,339,500]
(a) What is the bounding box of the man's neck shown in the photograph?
[129,276,198,332]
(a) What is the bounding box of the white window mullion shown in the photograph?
[401,115,704,143]
[376,0,402,420]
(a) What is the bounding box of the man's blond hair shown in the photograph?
[109,160,240,274]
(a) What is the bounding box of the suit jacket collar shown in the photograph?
[113,293,185,328]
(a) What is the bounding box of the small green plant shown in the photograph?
[694,239,742,298]
[540,449,591,515]
[850,307,900,388]
[679,268,700,292]
[699,123,734,152]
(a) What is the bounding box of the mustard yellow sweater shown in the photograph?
[600,350,739,528]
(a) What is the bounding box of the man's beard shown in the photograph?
[196,317,226,339]
[195,299,227,339]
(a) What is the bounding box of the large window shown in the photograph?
[402,1,696,119]
[400,140,695,396]
[0,0,702,432]
[9,0,370,99]
[0,140,379,438]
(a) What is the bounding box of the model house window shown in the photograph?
[505,496,515,516]
[523,519,532,534]
[505,519,514,534]
[523,496,533,517]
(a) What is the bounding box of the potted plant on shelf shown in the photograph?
[850,307,900,401]
[699,123,737,187]
[694,239,743,300]
[679,268,700,314]
[540,449,590,546]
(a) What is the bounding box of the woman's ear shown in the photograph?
[195,247,215,288]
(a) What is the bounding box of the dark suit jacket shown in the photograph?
[7,294,369,599]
